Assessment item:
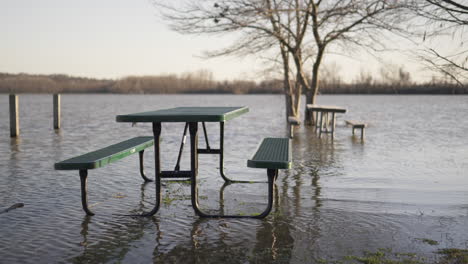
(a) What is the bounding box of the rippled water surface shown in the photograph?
[1,94,467,263]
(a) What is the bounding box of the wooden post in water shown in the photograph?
[9,94,19,137]
[53,94,61,129]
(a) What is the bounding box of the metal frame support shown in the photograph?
[139,150,153,182]
[141,122,163,216]
[174,123,189,171]
[77,143,156,216]
[79,169,94,216]
[130,122,163,217]
[79,120,278,218]
[189,121,277,218]
[202,122,211,150]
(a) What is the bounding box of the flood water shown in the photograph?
[0,94,467,263]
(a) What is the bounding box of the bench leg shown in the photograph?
[361,128,365,139]
[289,124,294,138]
[79,169,95,216]
[139,150,153,182]
[352,127,355,135]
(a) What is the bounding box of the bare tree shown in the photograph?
[301,0,415,123]
[155,0,413,124]
[414,0,468,85]
[155,0,315,120]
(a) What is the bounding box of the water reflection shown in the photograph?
[351,134,365,144]
[251,208,294,263]
[73,215,160,263]
[152,183,297,264]
[79,215,91,250]
[10,137,21,153]
[71,182,159,263]
[71,175,300,263]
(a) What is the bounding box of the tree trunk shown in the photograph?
[294,72,303,118]
[280,44,296,121]
[304,47,324,125]
[284,80,295,120]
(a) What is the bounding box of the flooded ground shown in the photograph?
[0,94,467,263]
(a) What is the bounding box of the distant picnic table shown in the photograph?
[306,104,347,136]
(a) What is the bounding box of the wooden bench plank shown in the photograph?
[54,136,154,170]
[345,120,367,139]
[345,120,367,128]
[247,138,291,169]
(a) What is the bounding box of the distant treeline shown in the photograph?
[0,72,466,94]
[320,82,467,94]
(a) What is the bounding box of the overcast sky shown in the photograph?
[0,0,448,82]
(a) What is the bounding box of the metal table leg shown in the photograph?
[219,122,230,182]
[138,150,153,182]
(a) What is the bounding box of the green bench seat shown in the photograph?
[247,138,291,169]
[55,136,154,170]
[54,136,154,215]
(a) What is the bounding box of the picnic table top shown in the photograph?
[116,106,249,123]
[306,104,347,113]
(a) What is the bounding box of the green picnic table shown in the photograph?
[114,106,291,218]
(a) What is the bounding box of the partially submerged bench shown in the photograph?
[287,116,301,138]
[306,104,347,136]
[54,136,154,215]
[345,120,367,139]
[195,137,291,219]
[246,137,291,218]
